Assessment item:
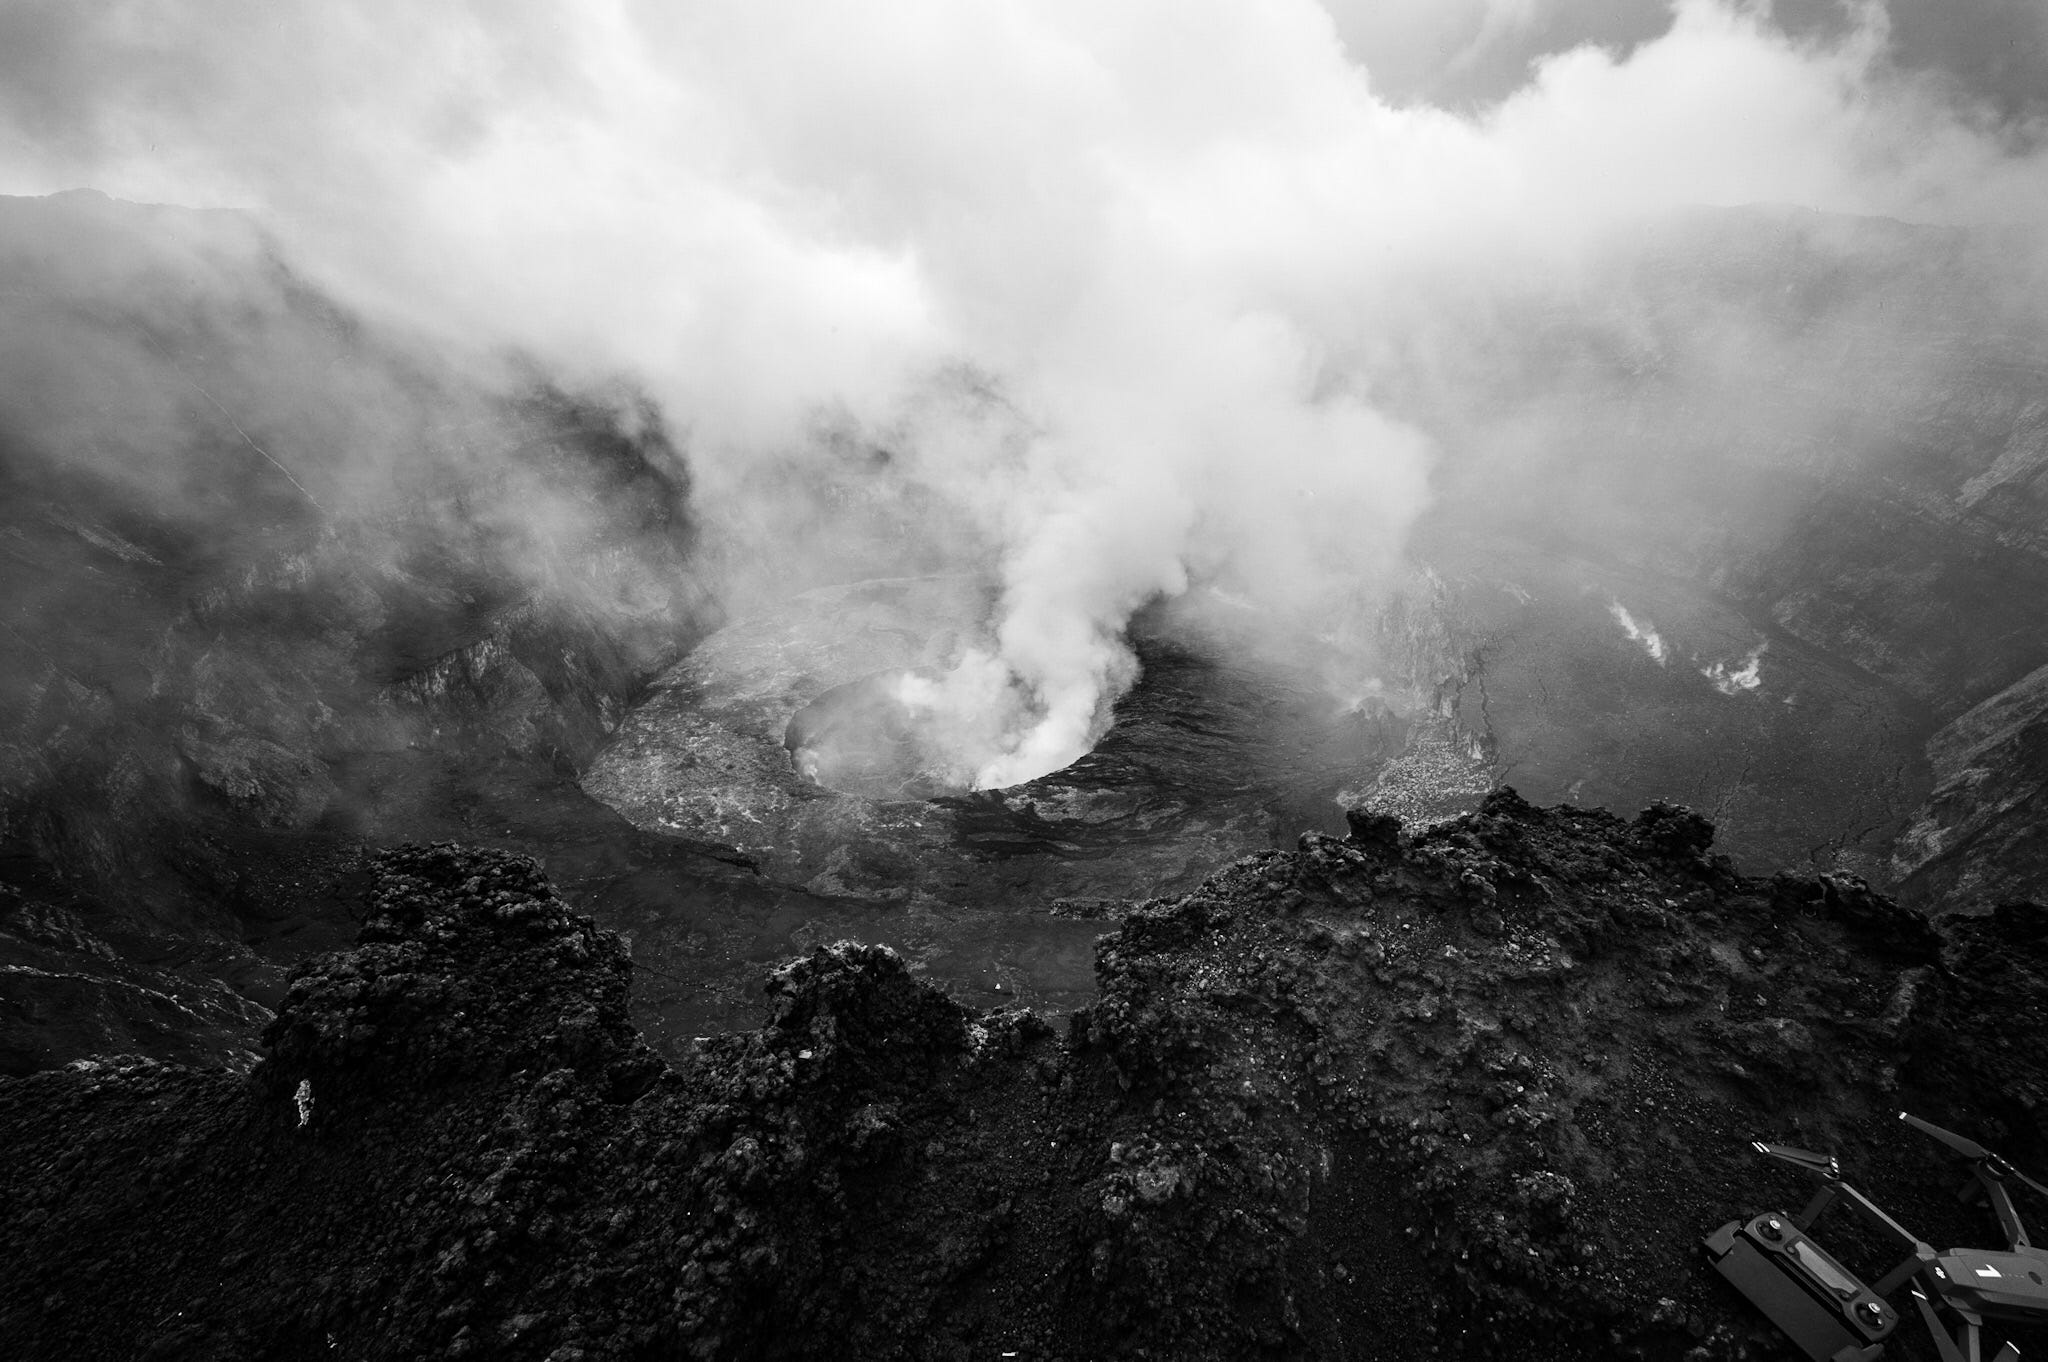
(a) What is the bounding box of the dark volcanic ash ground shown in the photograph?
[3,800,2045,1361]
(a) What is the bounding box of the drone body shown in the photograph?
[1925,1245,2048,1323]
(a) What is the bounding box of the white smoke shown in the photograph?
[2,1,2044,784]
[1608,602,1669,666]
[1702,645,1766,696]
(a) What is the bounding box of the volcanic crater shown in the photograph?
[578,575,1407,1012]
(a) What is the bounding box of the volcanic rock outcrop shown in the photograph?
[4,797,2044,1360]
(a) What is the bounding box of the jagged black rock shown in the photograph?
[2,797,2044,1360]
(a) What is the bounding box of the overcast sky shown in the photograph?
[1323,0,2048,127]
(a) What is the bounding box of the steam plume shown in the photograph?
[2,1,2044,785]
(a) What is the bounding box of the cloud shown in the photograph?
[0,0,2043,785]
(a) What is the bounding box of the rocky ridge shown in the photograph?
[3,796,2044,1360]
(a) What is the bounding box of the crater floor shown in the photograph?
[580,576,1404,1019]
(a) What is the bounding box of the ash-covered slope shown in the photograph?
[1895,660,2048,912]
[4,799,2043,1361]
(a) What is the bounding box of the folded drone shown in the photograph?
[1707,1112,2047,1362]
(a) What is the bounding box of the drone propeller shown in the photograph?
[1752,1140,1839,1179]
[1901,1111,2048,1201]
[2010,1162,2048,1202]
[1902,1112,1988,1161]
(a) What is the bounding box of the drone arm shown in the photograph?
[1904,1110,2047,1248]
[1872,1251,1932,1300]
[1832,1180,1930,1250]
[1798,1180,1842,1231]
[1980,1175,2030,1251]
[1747,1141,1846,1232]
[1909,1286,1975,1362]
[1829,1181,1940,1296]
[1747,1138,1938,1274]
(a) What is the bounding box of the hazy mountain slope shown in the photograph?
[0,190,717,1071]
[1388,208,2048,889]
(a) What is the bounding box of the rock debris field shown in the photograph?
[2,792,2044,1360]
